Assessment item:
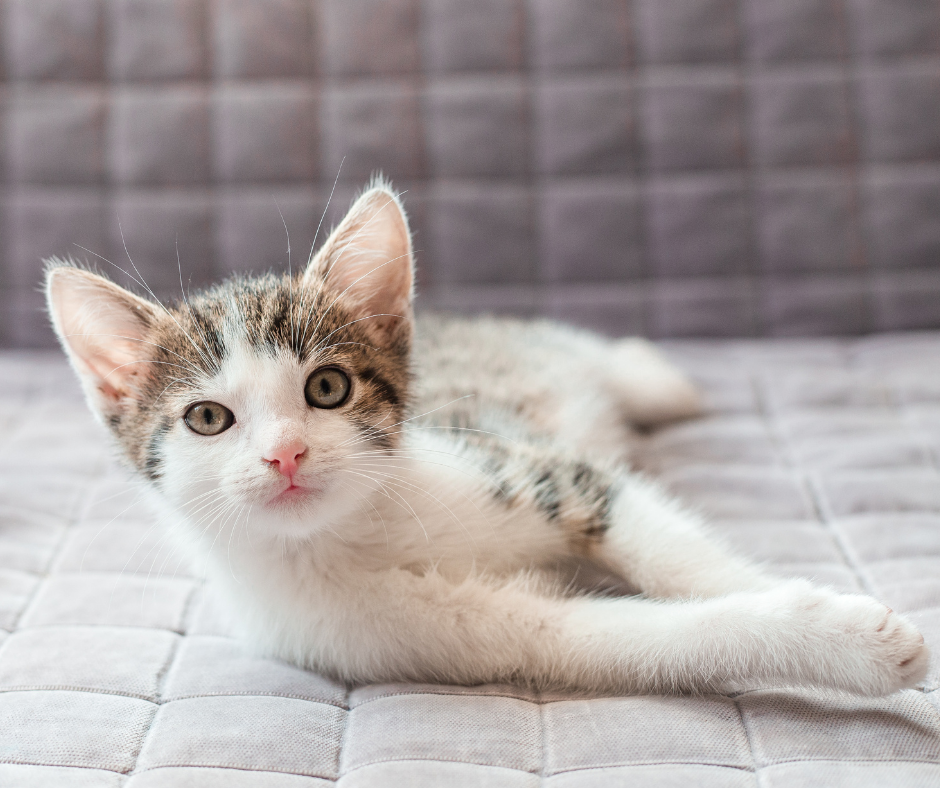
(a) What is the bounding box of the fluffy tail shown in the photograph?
[607,338,702,428]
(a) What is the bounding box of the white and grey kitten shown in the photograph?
[46,180,928,695]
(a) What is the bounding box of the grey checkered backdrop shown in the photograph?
[2,0,940,348]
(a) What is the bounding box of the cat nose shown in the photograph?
[264,441,306,478]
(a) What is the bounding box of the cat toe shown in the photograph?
[832,598,930,695]
[882,611,929,687]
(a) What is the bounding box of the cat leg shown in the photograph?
[583,472,779,599]
[567,472,928,691]
[483,443,770,598]
[604,338,702,428]
[277,566,927,696]
[523,452,773,599]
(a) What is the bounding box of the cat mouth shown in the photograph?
[268,480,324,506]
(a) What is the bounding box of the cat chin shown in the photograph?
[233,486,363,543]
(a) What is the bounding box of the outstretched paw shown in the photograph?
[821,593,929,696]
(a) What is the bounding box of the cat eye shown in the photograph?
[305,367,351,409]
[184,401,235,436]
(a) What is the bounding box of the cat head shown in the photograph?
[46,180,413,541]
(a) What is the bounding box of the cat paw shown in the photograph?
[812,592,929,696]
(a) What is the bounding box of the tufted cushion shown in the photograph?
[3,1,940,348]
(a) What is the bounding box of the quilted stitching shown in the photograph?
[3,0,940,347]
[3,338,940,785]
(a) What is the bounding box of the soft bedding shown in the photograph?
[2,335,940,787]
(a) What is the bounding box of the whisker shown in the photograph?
[61,332,205,380]
[304,248,413,352]
[301,242,411,353]
[273,199,296,352]
[114,220,219,375]
[346,457,492,534]
[225,501,250,585]
[176,236,220,376]
[335,395,476,448]
[341,468,431,544]
[301,194,395,341]
[73,243,147,291]
[297,157,345,352]
[339,423,518,454]
[335,478,390,551]
[346,463,480,547]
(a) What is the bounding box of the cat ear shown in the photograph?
[46,263,161,417]
[304,180,413,346]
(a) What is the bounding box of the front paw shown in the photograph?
[805,590,930,696]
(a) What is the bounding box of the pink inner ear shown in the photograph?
[310,188,414,339]
[81,344,148,400]
[47,267,159,402]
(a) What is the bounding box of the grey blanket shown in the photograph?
[2,336,939,786]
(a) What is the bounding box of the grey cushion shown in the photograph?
[4,0,940,347]
[3,336,940,785]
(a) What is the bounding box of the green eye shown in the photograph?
[184,401,235,436]
[305,367,351,409]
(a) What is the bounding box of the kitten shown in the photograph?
[46,179,928,695]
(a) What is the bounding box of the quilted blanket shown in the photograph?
[5,0,940,347]
[2,334,940,786]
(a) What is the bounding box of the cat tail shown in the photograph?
[607,337,702,428]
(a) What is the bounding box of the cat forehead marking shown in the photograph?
[155,274,344,375]
[214,328,317,414]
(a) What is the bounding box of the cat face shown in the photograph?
[46,181,414,540]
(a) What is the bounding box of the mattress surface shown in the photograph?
[2,335,940,786]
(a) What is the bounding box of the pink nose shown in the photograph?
[264,441,306,478]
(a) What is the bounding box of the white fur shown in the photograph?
[47,184,929,696]
[145,334,927,696]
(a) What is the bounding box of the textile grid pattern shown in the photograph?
[4,0,940,347]
[2,337,940,786]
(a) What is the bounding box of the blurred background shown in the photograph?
[2,0,940,348]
